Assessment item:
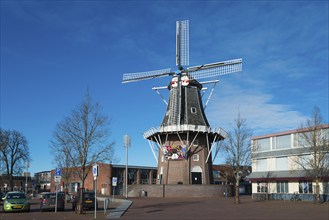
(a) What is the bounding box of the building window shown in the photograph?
[193,154,199,161]
[253,138,271,152]
[275,135,291,149]
[299,180,313,193]
[277,181,289,193]
[295,131,312,147]
[193,139,199,146]
[296,154,312,170]
[257,182,268,193]
[256,159,267,172]
[213,170,221,178]
[191,107,197,114]
[276,157,288,171]
[323,181,329,194]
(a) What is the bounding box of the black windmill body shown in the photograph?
[162,76,209,127]
[123,20,242,184]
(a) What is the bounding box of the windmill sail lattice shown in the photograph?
[122,20,242,185]
[176,20,189,67]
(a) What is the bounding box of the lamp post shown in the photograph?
[123,134,131,199]
[25,161,29,194]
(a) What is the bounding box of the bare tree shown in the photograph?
[50,91,115,212]
[52,145,74,193]
[223,112,252,204]
[0,129,31,191]
[291,107,329,203]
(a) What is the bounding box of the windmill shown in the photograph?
[122,20,242,185]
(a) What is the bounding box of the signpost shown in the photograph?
[54,168,61,213]
[112,177,117,200]
[93,164,98,219]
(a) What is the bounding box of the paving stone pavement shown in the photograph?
[119,196,329,220]
[0,195,328,220]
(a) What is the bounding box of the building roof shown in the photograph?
[112,164,157,170]
[247,170,311,181]
[251,124,329,140]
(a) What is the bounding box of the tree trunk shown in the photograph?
[77,167,86,214]
[9,175,13,191]
[315,179,321,204]
[235,174,240,204]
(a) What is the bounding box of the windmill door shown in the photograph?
[191,172,202,184]
[191,166,202,184]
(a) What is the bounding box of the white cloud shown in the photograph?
[206,81,307,136]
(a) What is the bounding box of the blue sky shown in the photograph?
[1,0,328,175]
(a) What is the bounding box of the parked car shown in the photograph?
[40,192,65,212]
[2,191,30,212]
[0,191,5,201]
[72,191,98,210]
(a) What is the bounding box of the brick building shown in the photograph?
[34,171,51,192]
[50,163,157,195]
[0,174,32,193]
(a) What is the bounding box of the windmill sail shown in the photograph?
[188,58,242,80]
[122,68,172,83]
[176,20,189,68]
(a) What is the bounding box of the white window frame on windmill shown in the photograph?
[191,107,197,114]
[193,154,199,161]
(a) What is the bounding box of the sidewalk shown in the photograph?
[106,198,132,219]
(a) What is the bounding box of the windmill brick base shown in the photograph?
[145,125,226,185]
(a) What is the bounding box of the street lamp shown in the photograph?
[123,134,131,199]
[25,161,29,194]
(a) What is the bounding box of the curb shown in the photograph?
[106,199,133,219]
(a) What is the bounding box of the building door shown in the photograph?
[191,166,202,184]
[192,172,202,184]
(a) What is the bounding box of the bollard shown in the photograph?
[104,198,110,214]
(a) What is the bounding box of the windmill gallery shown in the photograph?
[122,20,243,197]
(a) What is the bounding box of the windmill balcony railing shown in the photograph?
[143,124,227,139]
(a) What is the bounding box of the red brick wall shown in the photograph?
[157,135,213,184]
[128,184,225,198]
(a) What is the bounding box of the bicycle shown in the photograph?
[290,192,301,201]
[312,193,322,204]
[276,193,284,201]
[257,193,267,200]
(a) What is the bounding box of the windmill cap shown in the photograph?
[167,78,202,90]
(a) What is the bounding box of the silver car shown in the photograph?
[40,192,65,212]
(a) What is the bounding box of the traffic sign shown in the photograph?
[54,176,61,183]
[93,164,98,177]
[55,168,61,176]
[112,177,117,186]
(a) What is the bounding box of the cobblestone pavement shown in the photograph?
[0,196,328,220]
[121,196,329,220]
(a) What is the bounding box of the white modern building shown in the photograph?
[248,124,329,201]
